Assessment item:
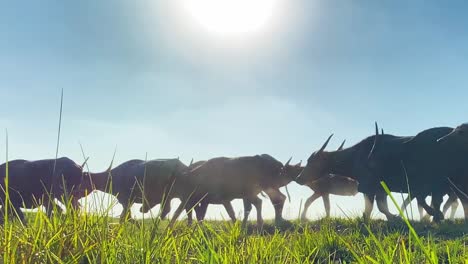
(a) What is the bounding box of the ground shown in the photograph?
[0,210,467,263]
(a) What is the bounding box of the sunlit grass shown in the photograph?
[0,204,467,263]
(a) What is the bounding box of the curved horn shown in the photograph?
[368,122,379,159]
[337,140,346,151]
[285,156,292,166]
[189,158,194,167]
[295,160,302,167]
[285,185,291,203]
[319,134,334,152]
[381,128,384,135]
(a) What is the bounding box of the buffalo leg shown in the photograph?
[71,196,81,212]
[417,199,429,221]
[401,195,427,220]
[400,195,413,215]
[119,201,133,223]
[460,196,468,220]
[376,193,398,220]
[442,193,459,220]
[431,194,444,223]
[196,202,209,222]
[323,193,331,218]
[185,201,198,226]
[242,197,263,227]
[223,201,237,223]
[186,207,193,225]
[169,200,187,227]
[16,206,26,224]
[416,196,442,221]
[160,202,172,220]
[363,193,375,220]
[301,192,321,221]
[265,188,286,224]
[44,198,62,218]
[0,204,26,225]
[242,199,253,227]
[251,197,263,227]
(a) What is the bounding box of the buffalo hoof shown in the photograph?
[127,218,141,226]
[420,215,431,222]
[432,212,444,223]
[275,218,291,227]
[387,214,400,221]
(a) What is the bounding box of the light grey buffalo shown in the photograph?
[81,158,189,222]
[170,154,302,226]
[185,158,303,225]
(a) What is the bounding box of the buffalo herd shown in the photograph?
[1,123,467,225]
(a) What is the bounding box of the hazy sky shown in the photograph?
[1,0,467,220]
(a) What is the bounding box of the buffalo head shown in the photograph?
[295,134,337,185]
[279,157,303,183]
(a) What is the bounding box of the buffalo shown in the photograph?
[368,125,468,222]
[170,154,301,227]
[296,140,359,220]
[296,131,403,220]
[296,125,455,222]
[435,123,468,219]
[185,158,303,225]
[0,157,86,224]
[81,158,189,222]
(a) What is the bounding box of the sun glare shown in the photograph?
[183,0,279,36]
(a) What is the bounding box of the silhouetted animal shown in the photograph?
[0,157,86,224]
[170,154,300,227]
[185,158,302,225]
[81,159,189,222]
[368,125,467,221]
[296,125,454,222]
[435,123,468,219]
[296,141,359,220]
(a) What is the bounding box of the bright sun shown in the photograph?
[183,0,279,36]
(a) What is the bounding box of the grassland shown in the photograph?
[1,207,467,264]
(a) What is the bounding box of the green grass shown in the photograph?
[0,207,467,264]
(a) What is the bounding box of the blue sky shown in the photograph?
[1,0,467,219]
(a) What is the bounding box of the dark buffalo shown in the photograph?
[81,158,189,222]
[296,126,454,221]
[435,123,468,219]
[170,154,300,226]
[296,141,359,220]
[0,157,86,224]
[368,125,468,221]
[296,131,405,220]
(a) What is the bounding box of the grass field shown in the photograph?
[1,207,467,264]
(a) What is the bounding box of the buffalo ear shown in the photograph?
[295,160,302,167]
